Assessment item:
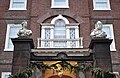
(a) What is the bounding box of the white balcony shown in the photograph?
[37,37,83,48]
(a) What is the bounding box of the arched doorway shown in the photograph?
[49,75,72,78]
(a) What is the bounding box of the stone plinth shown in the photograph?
[11,38,34,75]
[89,38,113,72]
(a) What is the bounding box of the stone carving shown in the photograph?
[17,20,32,38]
[90,21,107,38]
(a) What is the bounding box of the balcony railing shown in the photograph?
[37,37,83,48]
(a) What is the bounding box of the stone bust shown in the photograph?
[90,21,107,38]
[17,20,32,38]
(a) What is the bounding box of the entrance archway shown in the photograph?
[49,75,72,78]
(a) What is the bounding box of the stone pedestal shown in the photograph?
[12,38,34,75]
[89,38,113,72]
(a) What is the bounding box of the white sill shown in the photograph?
[9,8,27,10]
[51,6,69,8]
[93,8,111,11]
[110,48,116,52]
[4,49,14,51]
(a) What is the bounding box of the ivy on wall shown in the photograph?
[9,61,119,78]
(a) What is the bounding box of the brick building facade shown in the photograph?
[0,0,120,78]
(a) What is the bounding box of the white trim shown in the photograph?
[9,0,27,10]
[93,0,111,10]
[4,24,22,51]
[51,14,69,24]
[1,72,11,78]
[51,0,69,8]
[103,24,116,51]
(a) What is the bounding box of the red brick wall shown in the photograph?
[0,0,120,77]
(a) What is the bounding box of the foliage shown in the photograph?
[9,61,119,78]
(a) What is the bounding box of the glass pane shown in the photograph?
[45,28,50,39]
[54,19,66,47]
[96,0,107,2]
[9,26,22,37]
[54,41,67,48]
[12,2,25,8]
[54,0,66,6]
[102,26,111,38]
[13,0,25,2]
[8,25,22,49]
[54,19,66,38]
[96,2,108,8]
[45,28,50,47]
[70,28,75,39]
[4,75,10,78]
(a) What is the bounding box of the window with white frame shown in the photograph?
[39,15,83,48]
[54,19,66,47]
[1,72,11,78]
[9,0,27,10]
[4,24,22,51]
[93,0,111,10]
[51,0,69,8]
[102,24,116,51]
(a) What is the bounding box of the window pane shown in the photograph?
[70,28,75,39]
[12,2,25,8]
[95,0,110,9]
[54,0,66,6]
[9,26,21,37]
[96,2,108,8]
[8,25,22,49]
[45,28,50,39]
[13,0,24,2]
[54,19,66,38]
[70,28,76,47]
[54,41,67,48]
[103,26,111,38]
[95,0,107,2]
[54,19,66,47]
[4,75,10,78]
[12,0,25,8]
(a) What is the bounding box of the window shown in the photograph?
[51,0,69,8]
[39,15,83,48]
[4,24,22,51]
[9,0,27,10]
[54,19,66,47]
[93,0,111,10]
[1,72,11,78]
[102,24,116,51]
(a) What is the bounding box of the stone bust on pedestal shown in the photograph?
[90,21,107,38]
[17,20,32,38]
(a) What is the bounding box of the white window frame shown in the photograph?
[51,0,69,8]
[39,15,82,48]
[103,24,116,51]
[1,72,11,78]
[9,0,27,10]
[4,24,22,51]
[93,0,111,10]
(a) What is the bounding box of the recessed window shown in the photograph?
[51,0,69,8]
[4,24,22,51]
[39,15,83,48]
[93,0,111,10]
[102,24,116,51]
[9,0,27,10]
